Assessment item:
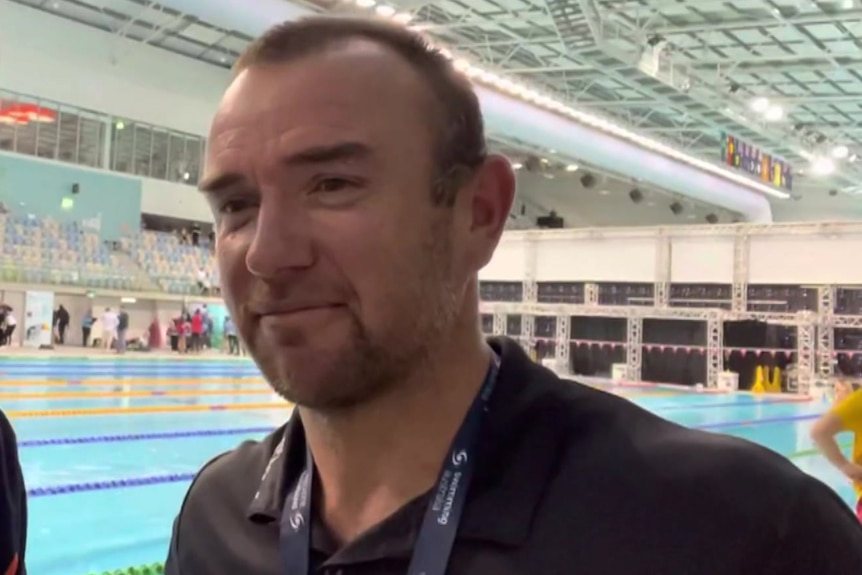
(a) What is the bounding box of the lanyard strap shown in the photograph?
[280,353,500,575]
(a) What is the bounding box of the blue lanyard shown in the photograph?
[279,353,500,575]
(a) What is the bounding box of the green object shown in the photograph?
[83,562,165,575]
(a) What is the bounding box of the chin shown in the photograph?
[251,345,360,409]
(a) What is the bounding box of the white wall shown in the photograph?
[480,225,862,285]
[0,1,224,136]
[142,179,212,222]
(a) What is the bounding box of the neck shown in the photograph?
[299,325,491,545]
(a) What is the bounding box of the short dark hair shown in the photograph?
[234,16,487,206]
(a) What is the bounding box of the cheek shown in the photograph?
[217,240,251,315]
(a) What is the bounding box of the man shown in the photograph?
[0,409,26,575]
[811,379,862,521]
[116,306,129,354]
[166,16,862,575]
[100,307,118,350]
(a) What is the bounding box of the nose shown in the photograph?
[244,195,316,278]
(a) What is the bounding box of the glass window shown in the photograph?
[111,119,135,174]
[57,109,81,163]
[0,87,204,183]
[77,111,105,168]
[151,127,169,180]
[132,123,153,177]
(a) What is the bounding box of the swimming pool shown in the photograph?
[3,356,855,575]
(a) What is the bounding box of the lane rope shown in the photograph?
[18,426,277,448]
[28,473,196,497]
[1,389,272,399]
[7,402,292,418]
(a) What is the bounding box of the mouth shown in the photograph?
[254,303,344,318]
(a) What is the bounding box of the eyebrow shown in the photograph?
[198,141,373,194]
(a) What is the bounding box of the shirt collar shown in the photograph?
[244,337,563,548]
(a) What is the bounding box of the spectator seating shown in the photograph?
[124,230,220,295]
[0,213,147,290]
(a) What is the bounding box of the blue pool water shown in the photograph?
[2,357,855,575]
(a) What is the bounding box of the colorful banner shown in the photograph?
[23,290,54,348]
[187,300,228,351]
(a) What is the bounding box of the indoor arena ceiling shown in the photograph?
[12,0,862,223]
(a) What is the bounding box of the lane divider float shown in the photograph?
[1,389,272,399]
[7,402,292,418]
[28,472,196,497]
[18,426,277,448]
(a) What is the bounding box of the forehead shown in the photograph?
[208,41,437,156]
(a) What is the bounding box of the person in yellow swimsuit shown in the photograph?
[811,379,862,521]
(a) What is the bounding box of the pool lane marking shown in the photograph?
[0,377,266,387]
[693,413,822,430]
[6,402,292,418]
[0,389,273,399]
[17,426,278,448]
[650,397,811,411]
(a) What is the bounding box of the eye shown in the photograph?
[312,178,355,194]
[218,198,256,214]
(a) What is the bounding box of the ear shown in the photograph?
[467,154,516,269]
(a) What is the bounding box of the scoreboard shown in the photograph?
[721,132,793,192]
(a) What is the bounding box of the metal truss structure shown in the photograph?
[380,0,862,195]
[29,0,862,199]
[481,220,862,391]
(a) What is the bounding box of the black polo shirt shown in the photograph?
[0,409,25,575]
[165,336,862,575]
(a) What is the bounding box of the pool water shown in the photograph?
[3,357,855,575]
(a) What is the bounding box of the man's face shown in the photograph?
[203,42,511,409]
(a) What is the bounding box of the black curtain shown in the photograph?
[723,321,793,390]
[641,319,707,386]
[569,316,626,376]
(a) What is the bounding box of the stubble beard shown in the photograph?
[254,219,461,412]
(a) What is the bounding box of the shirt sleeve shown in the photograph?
[832,389,862,432]
[0,410,26,575]
[762,477,862,574]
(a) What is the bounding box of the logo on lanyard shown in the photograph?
[451,450,468,466]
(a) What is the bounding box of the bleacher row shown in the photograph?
[0,213,219,294]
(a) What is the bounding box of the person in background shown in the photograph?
[54,305,69,345]
[1,311,16,348]
[189,309,203,354]
[191,222,201,247]
[0,305,9,347]
[0,408,26,575]
[196,267,210,295]
[148,316,162,350]
[224,316,239,356]
[101,308,118,350]
[811,379,862,522]
[116,307,129,354]
[81,310,95,348]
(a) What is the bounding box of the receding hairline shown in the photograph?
[232,16,488,204]
[234,17,444,74]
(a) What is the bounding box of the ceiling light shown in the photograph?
[751,97,770,113]
[832,145,850,159]
[375,4,395,17]
[392,12,412,24]
[599,190,610,195]
[810,156,836,176]
[764,105,783,121]
[565,164,579,172]
[849,153,858,163]
[346,2,790,200]
[511,162,523,170]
